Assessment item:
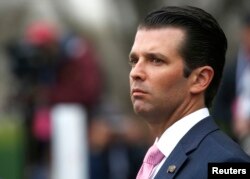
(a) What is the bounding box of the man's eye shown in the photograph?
[129,58,138,66]
[151,58,163,64]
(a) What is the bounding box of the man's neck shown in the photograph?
[147,98,205,138]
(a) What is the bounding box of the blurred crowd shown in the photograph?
[4,21,152,179]
[88,106,152,179]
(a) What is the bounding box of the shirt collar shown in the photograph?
[155,108,210,158]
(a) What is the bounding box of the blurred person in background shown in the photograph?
[88,102,150,179]
[6,21,102,178]
[213,13,250,155]
[88,118,112,179]
[129,6,250,179]
[6,22,60,179]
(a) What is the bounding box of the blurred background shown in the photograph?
[0,0,250,179]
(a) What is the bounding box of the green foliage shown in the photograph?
[0,116,26,179]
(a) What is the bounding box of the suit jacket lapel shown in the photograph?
[154,144,187,179]
[154,116,219,179]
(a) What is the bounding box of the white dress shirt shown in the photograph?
[150,108,210,179]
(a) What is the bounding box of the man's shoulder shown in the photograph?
[197,129,250,162]
[180,116,250,162]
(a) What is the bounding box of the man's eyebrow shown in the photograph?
[145,52,167,59]
[129,52,167,59]
[129,52,137,59]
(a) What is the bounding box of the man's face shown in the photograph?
[129,27,190,120]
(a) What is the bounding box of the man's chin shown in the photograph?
[133,105,152,117]
[132,100,154,115]
[134,106,145,114]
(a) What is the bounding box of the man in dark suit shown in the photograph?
[212,13,250,155]
[128,6,250,179]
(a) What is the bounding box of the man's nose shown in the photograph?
[130,60,146,81]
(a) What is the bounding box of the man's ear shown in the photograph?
[189,66,214,94]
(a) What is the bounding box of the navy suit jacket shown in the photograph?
[154,116,250,179]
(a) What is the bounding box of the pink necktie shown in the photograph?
[136,145,165,179]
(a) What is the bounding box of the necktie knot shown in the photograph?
[136,144,165,179]
[143,144,164,165]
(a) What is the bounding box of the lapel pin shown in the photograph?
[167,165,176,173]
